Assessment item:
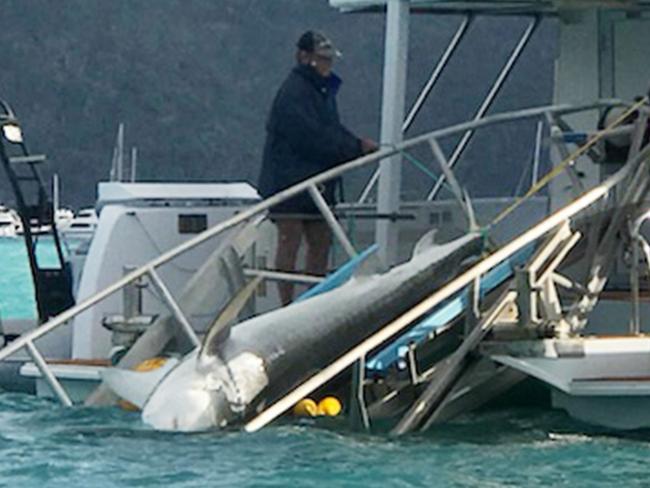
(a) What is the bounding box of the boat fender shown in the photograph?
[317,396,342,417]
[293,398,318,417]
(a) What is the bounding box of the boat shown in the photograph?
[0,205,20,237]
[0,104,265,398]
[2,0,650,434]
[59,207,97,241]
[322,0,650,434]
[54,207,75,232]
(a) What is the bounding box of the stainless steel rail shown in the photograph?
[427,16,540,200]
[245,147,639,433]
[0,99,631,405]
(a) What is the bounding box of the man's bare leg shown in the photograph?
[304,219,332,276]
[274,217,303,306]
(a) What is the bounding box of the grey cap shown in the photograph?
[296,31,342,59]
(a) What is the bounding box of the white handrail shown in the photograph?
[245,144,645,433]
[0,99,630,365]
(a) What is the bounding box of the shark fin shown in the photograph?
[412,229,439,257]
[101,357,179,409]
[463,189,479,232]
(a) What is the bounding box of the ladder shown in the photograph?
[0,100,74,322]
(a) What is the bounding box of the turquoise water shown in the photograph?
[2,238,650,486]
[0,395,649,487]
[0,237,67,320]
[0,238,39,319]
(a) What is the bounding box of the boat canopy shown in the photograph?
[329,0,650,15]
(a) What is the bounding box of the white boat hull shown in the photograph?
[493,337,650,429]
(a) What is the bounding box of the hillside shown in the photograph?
[0,0,555,208]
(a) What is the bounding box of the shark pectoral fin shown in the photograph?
[100,357,180,409]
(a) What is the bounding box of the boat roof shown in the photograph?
[97,182,260,207]
[329,0,650,15]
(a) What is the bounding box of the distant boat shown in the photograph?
[0,205,20,238]
[60,207,98,241]
[14,208,76,237]
[55,207,74,231]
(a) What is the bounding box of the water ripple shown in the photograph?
[0,393,648,487]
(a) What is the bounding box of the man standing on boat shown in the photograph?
[258,30,377,306]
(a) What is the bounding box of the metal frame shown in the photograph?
[0,100,73,322]
[427,16,540,200]
[329,0,650,16]
[245,141,640,432]
[358,14,472,204]
[0,99,631,406]
[376,0,410,266]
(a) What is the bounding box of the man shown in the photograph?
[258,30,377,305]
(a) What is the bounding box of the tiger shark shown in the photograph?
[103,231,482,432]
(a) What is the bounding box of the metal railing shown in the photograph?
[0,98,633,404]
[246,143,648,433]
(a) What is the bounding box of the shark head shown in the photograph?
[141,349,235,431]
[141,347,270,432]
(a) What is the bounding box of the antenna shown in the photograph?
[130,147,137,182]
[110,123,125,182]
[52,173,60,214]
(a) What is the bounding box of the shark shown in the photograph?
[103,231,483,432]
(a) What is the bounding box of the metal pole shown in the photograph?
[243,268,323,285]
[130,147,137,183]
[631,239,641,334]
[428,16,540,200]
[376,0,410,266]
[245,164,631,433]
[358,15,472,204]
[147,268,200,348]
[0,100,625,365]
[116,123,124,182]
[428,138,468,216]
[53,173,60,215]
[532,120,543,186]
[308,185,357,259]
[26,341,73,406]
[348,357,370,431]
[403,15,472,132]
[358,169,380,205]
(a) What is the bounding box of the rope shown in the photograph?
[378,143,455,196]
[488,96,649,228]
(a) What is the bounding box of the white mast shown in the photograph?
[376,0,409,266]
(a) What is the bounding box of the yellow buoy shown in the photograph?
[317,396,342,417]
[293,398,318,417]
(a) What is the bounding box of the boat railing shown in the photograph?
[0,98,636,406]
[358,14,541,204]
[246,100,650,433]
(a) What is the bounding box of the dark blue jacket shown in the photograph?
[258,64,363,214]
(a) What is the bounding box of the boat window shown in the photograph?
[178,214,207,234]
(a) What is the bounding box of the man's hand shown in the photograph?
[361,137,379,154]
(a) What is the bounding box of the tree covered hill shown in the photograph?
[0,0,555,208]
